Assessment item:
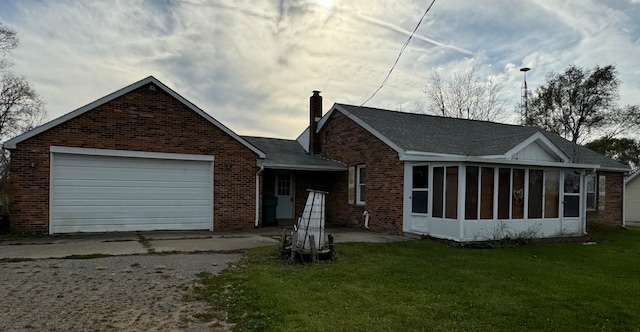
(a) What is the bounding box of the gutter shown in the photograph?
[255,166,264,228]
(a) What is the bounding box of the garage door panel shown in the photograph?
[53,206,208,220]
[51,187,210,200]
[51,151,214,233]
[54,220,210,233]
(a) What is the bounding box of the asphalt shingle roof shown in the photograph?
[336,104,629,171]
[242,136,346,171]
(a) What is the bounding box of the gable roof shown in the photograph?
[242,136,346,171]
[318,104,629,171]
[3,76,266,158]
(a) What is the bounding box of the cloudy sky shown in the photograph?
[1,0,639,139]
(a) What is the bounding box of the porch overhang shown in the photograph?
[399,151,600,169]
[257,160,347,172]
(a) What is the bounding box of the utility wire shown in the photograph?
[361,0,436,106]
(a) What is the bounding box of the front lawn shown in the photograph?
[193,227,640,331]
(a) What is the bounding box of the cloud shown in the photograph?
[0,0,639,140]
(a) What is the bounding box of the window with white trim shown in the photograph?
[412,165,429,214]
[356,165,366,205]
[586,173,597,211]
[563,170,581,217]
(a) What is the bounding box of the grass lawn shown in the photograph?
[193,227,640,331]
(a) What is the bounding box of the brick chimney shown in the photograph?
[309,90,322,155]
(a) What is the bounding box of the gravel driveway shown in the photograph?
[0,253,242,331]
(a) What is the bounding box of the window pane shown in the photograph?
[564,195,580,217]
[359,167,367,184]
[512,169,525,219]
[358,185,365,202]
[480,168,494,219]
[544,170,560,218]
[433,167,444,218]
[412,191,428,214]
[498,168,510,219]
[413,166,428,189]
[528,170,543,219]
[586,174,596,192]
[587,193,596,210]
[564,170,580,193]
[465,166,479,219]
[445,167,458,219]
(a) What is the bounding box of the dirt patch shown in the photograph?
[0,253,241,331]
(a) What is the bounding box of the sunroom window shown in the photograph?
[412,165,429,214]
[563,170,581,217]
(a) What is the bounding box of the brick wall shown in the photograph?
[319,111,404,234]
[586,171,624,226]
[8,82,259,234]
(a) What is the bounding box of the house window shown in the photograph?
[497,168,511,219]
[432,166,458,219]
[586,173,597,211]
[356,165,366,205]
[480,167,494,219]
[563,170,581,217]
[512,169,525,219]
[465,166,479,219]
[412,165,429,214]
[528,169,544,219]
[544,170,560,218]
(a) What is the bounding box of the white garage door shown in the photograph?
[50,147,214,233]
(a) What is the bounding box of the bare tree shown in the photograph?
[0,23,18,71]
[416,67,508,121]
[0,23,45,179]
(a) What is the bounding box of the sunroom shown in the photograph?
[401,134,599,242]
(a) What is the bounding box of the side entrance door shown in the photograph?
[275,173,294,220]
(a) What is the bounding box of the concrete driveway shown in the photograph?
[0,227,409,259]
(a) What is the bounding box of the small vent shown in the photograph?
[149,84,156,92]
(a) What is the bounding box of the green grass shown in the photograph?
[193,227,640,331]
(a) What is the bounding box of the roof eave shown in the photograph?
[3,76,266,158]
[258,161,347,171]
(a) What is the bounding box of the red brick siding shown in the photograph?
[319,112,404,234]
[8,83,259,234]
[586,171,624,226]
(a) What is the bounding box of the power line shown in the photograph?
[361,0,437,107]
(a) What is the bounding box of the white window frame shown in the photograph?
[585,173,597,211]
[356,165,366,205]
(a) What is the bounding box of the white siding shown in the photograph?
[50,152,213,233]
[513,142,556,162]
[625,177,640,222]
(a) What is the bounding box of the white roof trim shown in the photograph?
[625,170,640,184]
[400,153,599,169]
[3,76,266,158]
[317,104,405,155]
[504,131,569,162]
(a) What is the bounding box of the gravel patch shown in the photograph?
[0,253,242,331]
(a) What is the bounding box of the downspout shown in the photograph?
[255,166,264,228]
[623,172,626,228]
[363,211,370,229]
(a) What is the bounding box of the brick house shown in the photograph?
[301,102,629,240]
[3,77,629,241]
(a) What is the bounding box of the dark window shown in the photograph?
[480,168,494,219]
[512,169,525,219]
[497,168,510,219]
[465,166,479,219]
[445,167,458,219]
[528,170,544,219]
[432,167,444,218]
[412,166,429,214]
[544,170,560,218]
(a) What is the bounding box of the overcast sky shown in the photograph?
[1,0,639,139]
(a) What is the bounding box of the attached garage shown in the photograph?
[49,147,214,233]
[4,76,265,234]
